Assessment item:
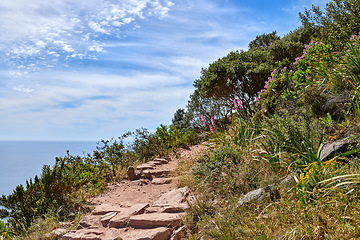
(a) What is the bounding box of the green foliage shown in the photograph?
[131,125,201,161]
[299,0,360,50]
[193,49,273,116]
[94,135,132,177]
[249,31,280,50]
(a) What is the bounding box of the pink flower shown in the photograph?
[237,99,243,110]
[264,108,268,113]
[234,99,238,111]
[210,125,214,133]
[211,116,215,129]
[201,114,206,128]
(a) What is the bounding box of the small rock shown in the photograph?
[52,228,67,237]
[100,212,118,227]
[237,188,266,206]
[136,179,149,186]
[77,215,101,229]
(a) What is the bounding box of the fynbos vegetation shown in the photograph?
[2,0,360,239]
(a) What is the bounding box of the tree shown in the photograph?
[249,31,280,50]
[299,0,360,49]
[171,108,187,130]
[194,49,273,116]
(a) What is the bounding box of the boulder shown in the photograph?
[127,166,141,181]
[319,139,349,161]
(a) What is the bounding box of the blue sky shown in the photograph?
[0,0,327,141]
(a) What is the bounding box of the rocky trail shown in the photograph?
[55,144,206,240]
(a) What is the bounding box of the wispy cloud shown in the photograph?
[0,0,173,76]
[0,0,321,140]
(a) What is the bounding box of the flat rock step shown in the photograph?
[92,204,123,215]
[108,203,149,228]
[153,158,170,164]
[129,212,186,229]
[145,203,188,214]
[62,228,104,240]
[147,160,163,165]
[143,169,171,178]
[63,227,172,240]
[136,164,156,170]
[153,187,189,206]
[151,178,173,185]
[119,227,172,240]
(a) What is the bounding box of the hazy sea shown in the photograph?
[0,141,97,197]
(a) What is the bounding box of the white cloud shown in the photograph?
[0,0,317,140]
[0,0,175,73]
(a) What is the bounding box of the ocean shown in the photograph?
[0,141,97,197]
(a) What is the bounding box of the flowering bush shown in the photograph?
[293,40,336,92]
[255,66,295,113]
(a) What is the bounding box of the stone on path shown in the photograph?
[153,158,169,164]
[92,204,123,215]
[129,212,186,229]
[100,212,118,227]
[108,203,149,228]
[137,164,156,170]
[77,215,101,229]
[62,228,104,240]
[119,227,172,240]
[127,166,141,181]
[143,169,171,178]
[170,225,187,240]
[151,178,173,185]
[147,160,163,166]
[153,187,189,206]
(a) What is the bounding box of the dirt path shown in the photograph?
[57,144,206,240]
